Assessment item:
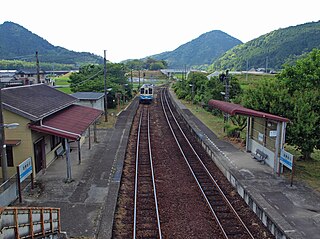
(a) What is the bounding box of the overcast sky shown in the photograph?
[1,0,319,63]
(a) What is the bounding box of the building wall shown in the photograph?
[75,99,104,111]
[2,110,33,177]
[31,130,62,175]
[2,110,62,178]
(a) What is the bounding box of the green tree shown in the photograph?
[277,49,320,159]
[69,63,131,108]
[240,49,320,159]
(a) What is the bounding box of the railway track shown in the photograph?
[160,88,255,239]
[133,107,162,239]
[113,87,274,239]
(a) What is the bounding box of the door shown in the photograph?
[34,138,45,173]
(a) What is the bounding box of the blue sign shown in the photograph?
[280,149,293,170]
[18,157,32,182]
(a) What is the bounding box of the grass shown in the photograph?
[56,87,72,94]
[179,99,226,138]
[283,145,320,191]
[53,74,72,93]
[236,73,276,90]
[53,75,70,85]
[294,157,320,191]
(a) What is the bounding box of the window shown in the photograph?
[6,146,13,167]
[50,135,62,150]
[0,146,14,167]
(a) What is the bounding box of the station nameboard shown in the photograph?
[280,149,293,170]
[18,157,32,183]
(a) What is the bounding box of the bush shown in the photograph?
[225,123,241,138]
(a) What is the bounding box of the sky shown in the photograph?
[1,0,319,63]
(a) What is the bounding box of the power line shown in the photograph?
[72,69,103,87]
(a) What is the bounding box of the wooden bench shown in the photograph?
[252,149,268,164]
[55,146,65,158]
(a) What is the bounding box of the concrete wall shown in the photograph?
[250,139,275,168]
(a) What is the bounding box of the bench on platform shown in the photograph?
[55,146,65,158]
[252,149,268,164]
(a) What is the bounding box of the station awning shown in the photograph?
[208,100,289,122]
[4,140,21,146]
[29,105,103,141]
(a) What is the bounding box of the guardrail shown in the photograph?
[0,207,63,238]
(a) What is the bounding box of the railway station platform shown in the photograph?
[168,89,320,239]
[11,89,320,239]
[12,98,139,238]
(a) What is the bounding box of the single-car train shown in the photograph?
[139,84,154,104]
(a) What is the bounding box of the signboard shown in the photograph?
[269,130,277,137]
[18,157,32,183]
[280,149,293,170]
[258,133,264,142]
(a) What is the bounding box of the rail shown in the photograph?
[161,88,254,239]
[133,107,162,239]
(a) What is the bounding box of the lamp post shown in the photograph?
[189,84,194,104]
[104,50,108,122]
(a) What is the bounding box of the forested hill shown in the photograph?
[209,21,320,71]
[149,30,242,68]
[0,21,103,67]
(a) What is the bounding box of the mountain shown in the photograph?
[149,30,242,68]
[0,21,103,67]
[209,21,320,71]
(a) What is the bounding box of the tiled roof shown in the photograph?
[29,105,103,140]
[2,84,77,121]
[70,92,104,100]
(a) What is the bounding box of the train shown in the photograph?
[139,84,154,104]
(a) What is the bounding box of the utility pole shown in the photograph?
[224,70,230,127]
[0,87,8,183]
[246,60,249,81]
[266,56,268,74]
[225,70,230,103]
[138,70,141,89]
[36,51,40,84]
[104,50,108,122]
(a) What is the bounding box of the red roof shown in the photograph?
[29,105,103,140]
[208,100,289,122]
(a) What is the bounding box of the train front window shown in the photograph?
[149,88,153,94]
[140,88,144,94]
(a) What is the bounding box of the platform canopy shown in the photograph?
[208,100,289,122]
[29,105,103,141]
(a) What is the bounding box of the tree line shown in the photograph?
[173,49,320,160]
